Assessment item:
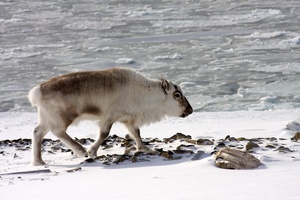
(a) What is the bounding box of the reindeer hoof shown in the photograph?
[137,146,160,155]
[87,148,97,158]
[31,160,46,166]
[73,147,88,158]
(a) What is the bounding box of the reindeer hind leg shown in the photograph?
[51,126,87,158]
[87,121,113,158]
[31,124,49,166]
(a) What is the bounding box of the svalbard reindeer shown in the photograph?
[28,67,193,165]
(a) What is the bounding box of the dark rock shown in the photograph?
[129,156,138,163]
[215,142,226,149]
[147,149,161,155]
[84,158,95,163]
[163,138,174,143]
[197,139,214,145]
[43,138,54,143]
[228,137,238,142]
[172,132,192,140]
[249,138,260,142]
[269,137,277,142]
[173,149,193,154]
[246,141,259,150]
[160,151,173,159]
[275,146,293,153]
[174,144,195,154]
[167,150,174,155]
[186,139,214,145]
[51,145,62,151]
[154,148,163,153]
[164,133,192,143]
[0,139,11,146]
[133,151,145,157]
[12,138,22,143]
[16,146,30,151]
[109,134,118,139]
[265,144,276,149]
[150,138,162,143]
[184,139,197,144]
[61,148,72,153]
[102,144,114,150]
[22,138,32,143]
[225,135,238,141]
[75,138,87,145]
[87,138,95,143]
[169,155,182,160]
[236,137,247,141]
[279,138,287,140]
[18,139,29,145]
[125,134,132,140]
[113,155,130,164]
[95,155,107,161]
[121,140,134,148]
[66,167,82,173]
[103,161,110,165]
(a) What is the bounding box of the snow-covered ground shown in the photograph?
[1,110,299,200]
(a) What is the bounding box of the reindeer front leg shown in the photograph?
[124,123,158,154]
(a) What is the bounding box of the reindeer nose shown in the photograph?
[181,98,193,118]
[185,104,193,116]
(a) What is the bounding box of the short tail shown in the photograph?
[28,85,42,107]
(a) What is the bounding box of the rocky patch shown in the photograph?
[0,133,299,169]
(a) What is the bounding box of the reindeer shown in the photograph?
[28,67,193,165]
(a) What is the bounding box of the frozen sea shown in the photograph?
[1,0,300,112]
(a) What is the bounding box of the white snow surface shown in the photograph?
[0,110,300,200]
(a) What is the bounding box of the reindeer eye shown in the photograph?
[174,92,182,99]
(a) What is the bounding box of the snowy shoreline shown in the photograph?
[0,110,300,200]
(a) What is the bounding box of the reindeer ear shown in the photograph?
[161,78,170,94]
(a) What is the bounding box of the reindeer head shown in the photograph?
[161,78,193,118]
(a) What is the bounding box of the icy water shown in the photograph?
[1,0,300,112]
